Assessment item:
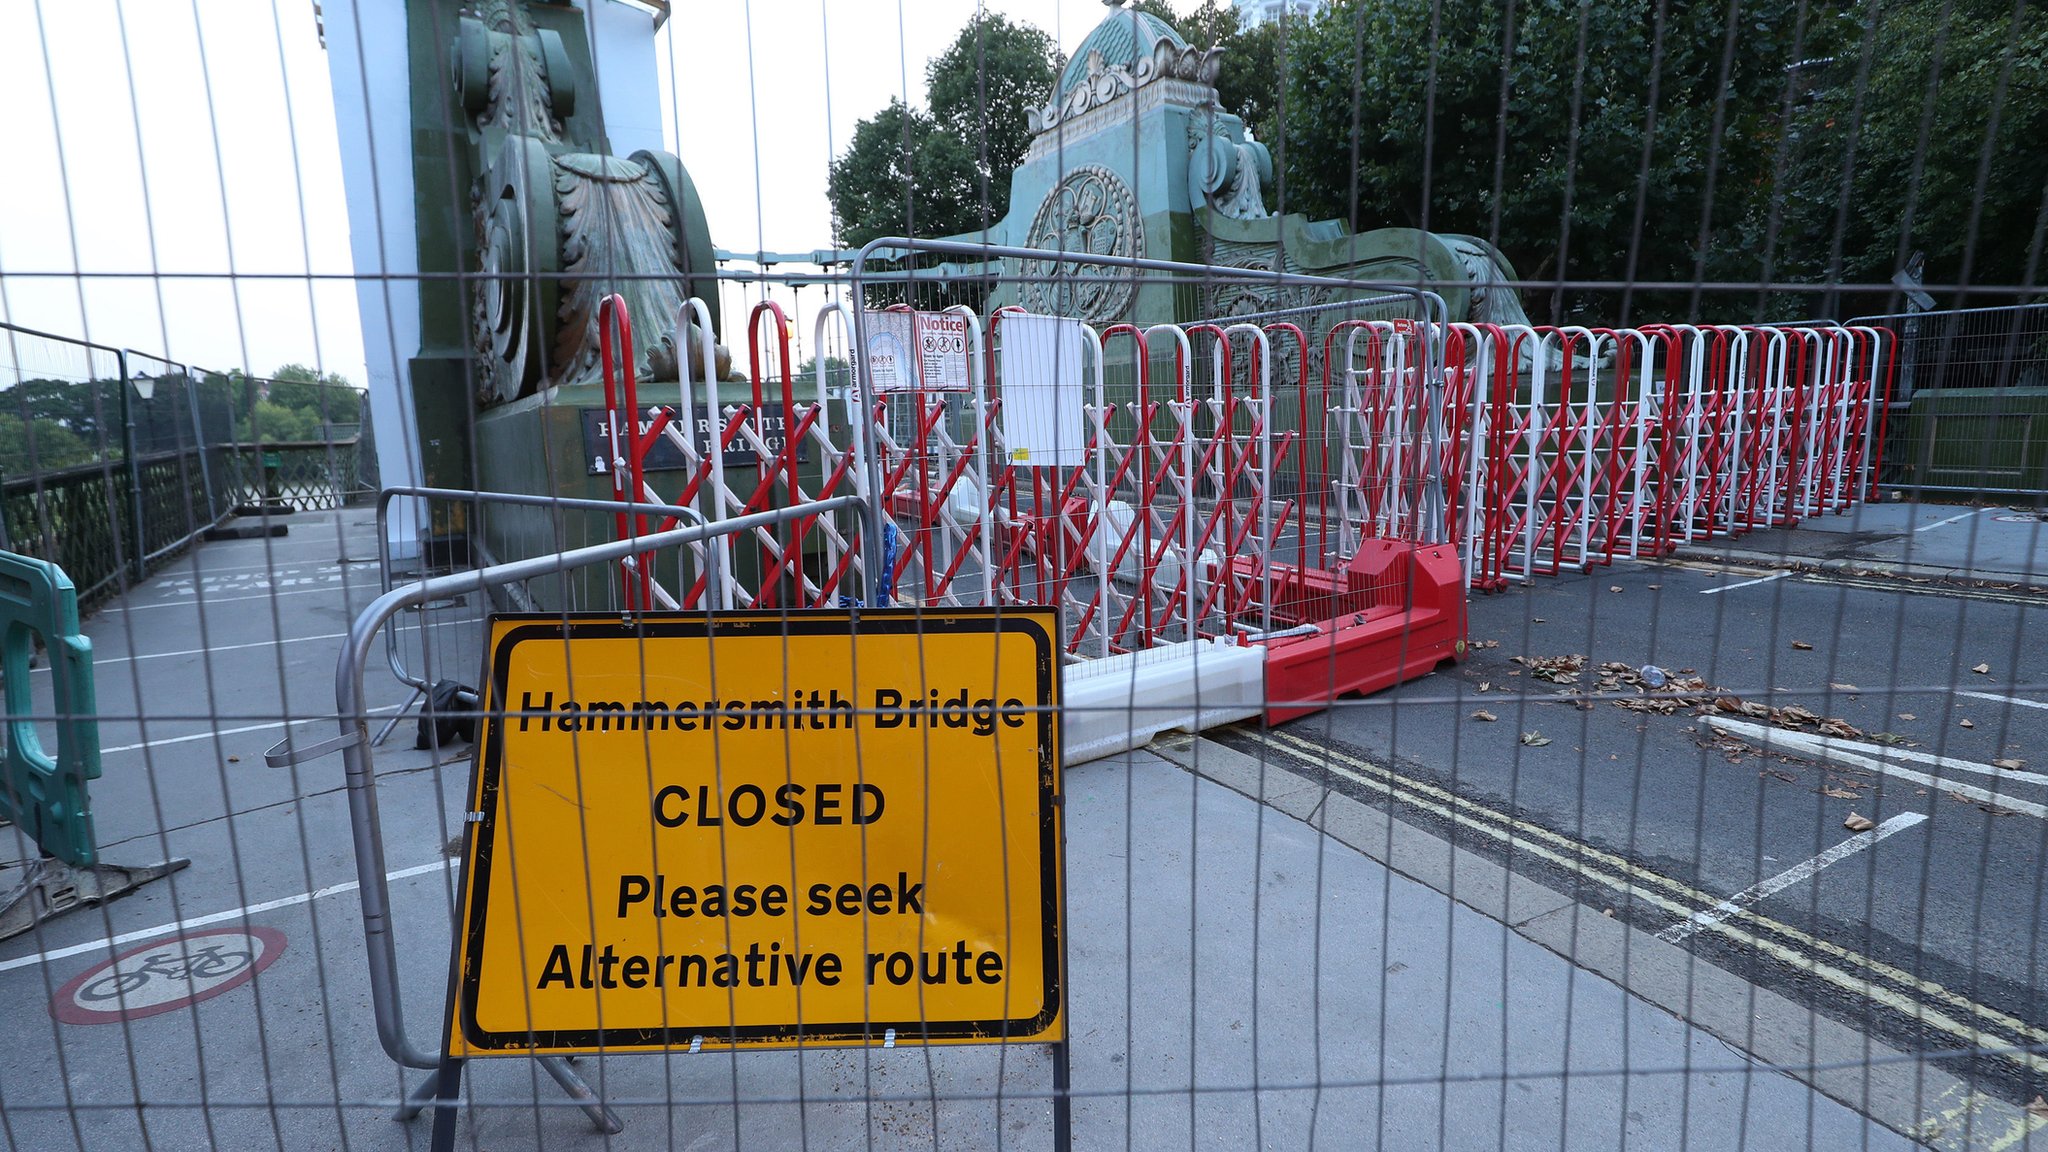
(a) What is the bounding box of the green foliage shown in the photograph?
[0,415,96,475]
[829,14,1061,247]
[1279,0,1812,320]
[827,100,981,248]
[266,364,364,426]
[1780,0,2048,295]
[230,366,364,444]
[239,400,325,443]
[926,13,1064,228]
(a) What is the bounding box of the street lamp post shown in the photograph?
[123,362,156,584]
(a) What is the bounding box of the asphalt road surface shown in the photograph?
[1247,555,2048,1104]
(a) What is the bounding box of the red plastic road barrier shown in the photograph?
[1257,539,1467,723]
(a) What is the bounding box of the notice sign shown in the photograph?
[447,609,1063,1056]
[865,310,971,393]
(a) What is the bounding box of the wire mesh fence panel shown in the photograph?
[3,0,2048,1150]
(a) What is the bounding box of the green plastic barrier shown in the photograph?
[0,552,100,867]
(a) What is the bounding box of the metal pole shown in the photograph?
[121,352,146,583]
[185,367,218,523]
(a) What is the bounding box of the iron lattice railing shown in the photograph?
[2,454,162,603]
[224,439,368,512]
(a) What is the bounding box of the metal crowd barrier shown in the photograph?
[264,493,868,1132]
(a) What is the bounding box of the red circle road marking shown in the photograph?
[50,926,287,1025]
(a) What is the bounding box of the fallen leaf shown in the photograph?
[1994,758,2026,770]
[1647,584,1662,590]
[1899,713,1917,721]
[1602,908,1615,917]
[1817,718,1864,739]
[2029,1095,2048,1118]
[1820,786,1861,799]
[1533,617,1546,624]
[1472,709,1499,722]
[1792,640,1814,651]
[1610,585,1623,593]
[1960,718,1976,729]
[1972,663,1991,675]
[227,755,240,763]
[1829,682,1861,692]
[1477,681,1492,692]
[1843,812,1875,832]
[1520,731,1552,747]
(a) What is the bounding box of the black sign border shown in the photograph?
[452,608,1063,1054]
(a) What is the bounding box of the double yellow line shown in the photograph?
[1246,726,2048,1077]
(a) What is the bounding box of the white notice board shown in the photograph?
[864,310,971,393]
[997,314,1088,467]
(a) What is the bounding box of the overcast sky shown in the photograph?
[0,0,1172,390]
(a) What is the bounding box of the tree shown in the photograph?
[267,364,363,426]
[925,13,1064,229]
[828,15,1061,248]
[0,415,95,475]
[827,99,981,248]
[1276,0,1813,322]
[1778,0,2048,304]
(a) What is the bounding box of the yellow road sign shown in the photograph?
[447,609,1064,1055]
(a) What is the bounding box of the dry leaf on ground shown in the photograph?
[1472,709,1499,722]
[1844,812,1875,832]
[1960,718,1976,729]
[1511,653,1586,684]
[1792,640,1814,651]
[1520,731,1552,747]
[1610,585,1623,593]
[1972,663,1992,674]
[1820,787,1861,799]
[1830,682,1860,692]
[1899,712,1917,721]
[1994,758,2026,770]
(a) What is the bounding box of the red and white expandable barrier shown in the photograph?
[596,295,1889,760]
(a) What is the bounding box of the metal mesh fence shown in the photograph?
[2,0,2046,1150]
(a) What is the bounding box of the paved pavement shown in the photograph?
[0,508,1930,1149]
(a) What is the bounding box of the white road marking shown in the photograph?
[102,584,377,612]
[1915,510,1982,533]
[1957,690,2048,713]
[98,703,406,755]
[1708,717,2048,818]
[1713,715,2048,787]
[1656,812,1928,943]
[0,858,454,976]
[1700,570,1791,594]
[32,631,349,675]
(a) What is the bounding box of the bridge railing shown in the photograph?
[0,321,373,604]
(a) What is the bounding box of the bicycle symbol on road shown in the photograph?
[76,942,254,1002]
[52,926,287,1025]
